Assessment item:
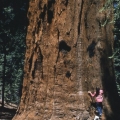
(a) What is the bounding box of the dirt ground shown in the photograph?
[0,103,17,120]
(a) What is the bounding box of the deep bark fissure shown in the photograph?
[47,0,55,24]
[40,4,47,21]
[77,0,84,36]
[28,53,34,72]
[33,48,43,78]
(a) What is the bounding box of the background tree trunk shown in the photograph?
[2,39,6,108]
[13,0,120,120]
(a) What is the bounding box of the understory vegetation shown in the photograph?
[113,1,120,95]
[0,0,28,106]
[105,0,120,95]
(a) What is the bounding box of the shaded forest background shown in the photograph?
[0,0,28,106]
[0,0,120,117]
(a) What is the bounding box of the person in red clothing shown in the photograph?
[88,87,103,119]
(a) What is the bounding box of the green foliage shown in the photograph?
[99,0,120,94]
[113,1,120,89]
[104,0,120,94]
[113,39,120,92]
[0,0,28,105]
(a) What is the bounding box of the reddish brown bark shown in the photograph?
[13,0,120,120]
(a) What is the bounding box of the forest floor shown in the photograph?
[0,102,17,120]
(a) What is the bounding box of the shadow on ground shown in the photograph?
[0,106,17,120]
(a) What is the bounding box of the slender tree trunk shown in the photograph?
[13,0,120,120]
[2,41,6,108]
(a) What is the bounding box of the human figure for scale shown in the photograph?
[88,87,104,120]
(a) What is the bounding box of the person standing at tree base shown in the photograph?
[88,87,104,120]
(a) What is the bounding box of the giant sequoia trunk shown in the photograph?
[13,0,120,120]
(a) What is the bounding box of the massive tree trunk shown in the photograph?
[13,0,120,120]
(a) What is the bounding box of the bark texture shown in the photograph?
[13,0,120,120]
